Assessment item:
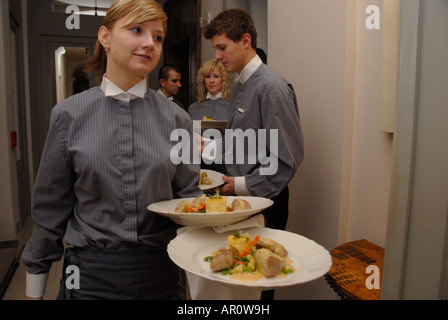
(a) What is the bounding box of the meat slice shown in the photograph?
[256,238,288,258]
[253,248,286,278]
[210,248,234,272]
[232,198,252,211]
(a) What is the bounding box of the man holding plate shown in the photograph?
[185,8,304,301]
[204,9,304,234]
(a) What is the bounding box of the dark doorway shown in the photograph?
[163,0,201,109]
[166,37,190,108]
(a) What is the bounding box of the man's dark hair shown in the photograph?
[204,8,257,49]
[256,48,267,64]
[159,65,180,81]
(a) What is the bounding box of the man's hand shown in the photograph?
[220,176,235,195]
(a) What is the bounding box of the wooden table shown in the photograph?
[325,239,384,300]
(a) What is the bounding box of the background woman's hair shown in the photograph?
[83,0,167,77]
[196,59,232,103]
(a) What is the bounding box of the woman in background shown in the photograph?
[22,0,201,300]
[188,59,231,120]
[189,60,231,174]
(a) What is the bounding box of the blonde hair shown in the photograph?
[196,59,231,103]
[84,0,167,76]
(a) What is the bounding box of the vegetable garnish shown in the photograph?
[209,189,223,200]
[239,234,260,257]
[233,230,241,239]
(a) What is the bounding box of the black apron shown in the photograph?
[57,246,182,300]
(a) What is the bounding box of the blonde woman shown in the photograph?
[22,0,201,300]
[188,59,231,120]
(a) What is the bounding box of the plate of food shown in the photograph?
[147,192,273,227]
[198,169,225,190]
[167,227,332,289]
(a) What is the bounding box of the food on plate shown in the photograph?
[202,116,214,120]
[174,191,252,214]
[231,198,252,212]
[199,172,212,186]
[175,200,195,213]
[204,231,294,280]
[192,194,207,207]
[253,248,286,278]
[227,230,253,254]
[175,194,206,213]
[206,191,227,213]
[256,238,288,258]
[210,247,237,272]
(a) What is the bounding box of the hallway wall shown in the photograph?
[268,0,392,299]
[0,0,21,242]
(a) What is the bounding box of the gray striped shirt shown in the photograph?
[225,62,304,198]
[188,98,230,121]
[22,86,202,274]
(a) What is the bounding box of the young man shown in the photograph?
[204,8,304,231]
[158,64,184,109]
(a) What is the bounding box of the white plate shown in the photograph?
[167,227,332,289]
[147,196,273,227]
[199,169,225,190]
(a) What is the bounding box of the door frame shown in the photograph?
[382,0,448,299]
[9,0,31,229]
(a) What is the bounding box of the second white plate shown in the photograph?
[167,227,332,289]
[199,169,225,190]
[147,196,273,227]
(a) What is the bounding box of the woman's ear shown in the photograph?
[98,26,110,50]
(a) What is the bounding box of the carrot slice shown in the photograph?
[234,258,247,265]
[239,234,260,257]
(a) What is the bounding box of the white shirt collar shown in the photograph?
[157,88,173,100]
[101,75,147,102]
[235,55,263,84]
[207,91,223,100]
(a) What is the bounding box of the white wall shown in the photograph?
[55,47,67,103]
[342,0,392,247]
[268,0,393,299]
[268,0,347,300]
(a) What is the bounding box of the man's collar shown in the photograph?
[157,88,173,100]
[235,55,263,84]
[101,75,147,102]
